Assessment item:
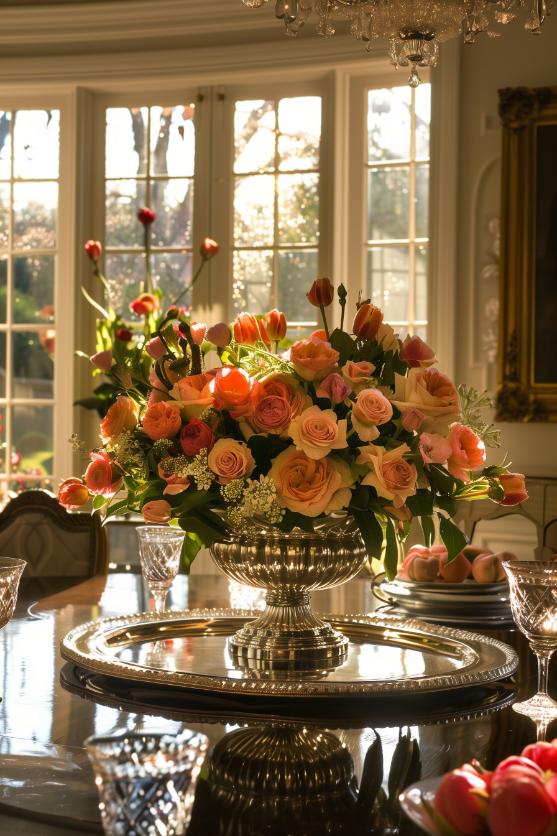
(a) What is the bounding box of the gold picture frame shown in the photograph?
[497,85,557,422]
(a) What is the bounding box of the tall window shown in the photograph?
[232,96,321,336]
[366,85,431,339]
[104,104,196,313]
[0,109,59,491]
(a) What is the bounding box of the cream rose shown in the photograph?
[390,367,459,433]
[351,388,393,442]
[207,438,255,485]
[356,443,417,508]
[268,448,352,517]
[288,405,347,460]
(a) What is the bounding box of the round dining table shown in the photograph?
[0,570,552,834]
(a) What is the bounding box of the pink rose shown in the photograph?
[390,367,459,433]
[351,388,393,442]
[401,407,426,433]
[171,372,214,419]
[100,396,138,442]
[316,373,351,405]
[290,337,339,382]
[288,406,348,460]
[419,432,452,465]
[146,336,166,360]
[249,396,292,435]
[269,447,353,517]
[207,438,255,484]
[142,499,172,524]
[357,443,417,508]
[90,349,113,372]
[84,450,123,497]
[142,401,182,441]
[447,423,486,481]
[341,360,375,393]
[180,419,216,457]
[400,334,437,368]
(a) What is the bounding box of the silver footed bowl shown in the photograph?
[209,519,367,675]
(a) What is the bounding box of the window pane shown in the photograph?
[278,96,321,171]
[0,333,5,396]
[367,247,409,322]
[12,405,53,476]
[234,174,275,246]
[13,332,54,398]
[13,255,54,324]
[0,113,11,180]
[368,88,411,163]
[151,178,193,248]
[152,253,192,308]
[415,83,431,159]
[106,107,148,178]
[13,182,57,250]
[150,105,195,177]
[416,245,428,322]
[416,164,429,239]
[233,249,273,314]
[278,173,319,245]
[234,100,275,175]
[14,110,59,180]
[278,250,318,324]
[105,253,146,315]
[105,179,147,248]
[0,256,6,321]
[0,183,9,248]
[368,167,409,241]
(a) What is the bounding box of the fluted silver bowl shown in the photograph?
[210,521,366,675]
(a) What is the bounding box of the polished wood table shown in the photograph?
[0,572,552,834]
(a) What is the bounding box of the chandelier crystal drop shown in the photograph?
[242,0,552,85]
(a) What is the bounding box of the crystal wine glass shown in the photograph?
[85,728,208,836]
[0,557,26,630]
[503,560,557,722]
[137,526,184,614]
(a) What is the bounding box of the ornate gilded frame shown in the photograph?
[497,85,557,422]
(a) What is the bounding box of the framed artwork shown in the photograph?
[497,85,557,422]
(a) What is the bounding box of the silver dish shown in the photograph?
[376,578,513,625]
[399,776,442,835]
[61,608,518,698]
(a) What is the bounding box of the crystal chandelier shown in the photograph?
[242,0,552,85]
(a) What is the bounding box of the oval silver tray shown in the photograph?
[61,609,518,699]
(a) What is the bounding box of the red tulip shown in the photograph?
[499,473,529,506]
[434,767,490,836]
[264,309,287,341]
[353,303,384,341]
[84,240,102,261]
[130,293,159,316]
[137,207,156,225]
[521,742,557,774]
[199,237,219,259]
[233,312,260,345]
[115,328,132,342]
[488,764,555,836]
[306,278,334,308]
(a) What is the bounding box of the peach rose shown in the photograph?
[268,447,352,517]
[341,360,375,393]
[208,438,255,484]
[210,367,254,418]
[84,451,123,497]
[419,432,452,465]
[316,373,352,405]
[351,388,393,442]
[58,478,90,510]
[288,406,348,460]
[254,373,310,421]
[142,499,172,524]
[400,334,437,368]
[170,372,214,419]
[357,443,417,508]
[447,423,486,481]
[142,401,182,441]
[390,367,460,433]
[100,396,138,442]
[289,337,339,382]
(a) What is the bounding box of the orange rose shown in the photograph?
[356,443,417,508]
[142,401,182,441]
[390,367,459,433]
[288,405,347,460]
[446,423,486,481]
[290,337,339,382]
[210,367,254,418]
[351,388,393,442]
[170,372,214,419]
[207,438,255,484]
[100,396,138,442]
[341,360,375,393]
[268,447,353,517]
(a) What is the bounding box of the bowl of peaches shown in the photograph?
[375,545,516,626]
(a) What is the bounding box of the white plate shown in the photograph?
[399,777,441,835]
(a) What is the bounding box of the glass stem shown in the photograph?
[535,650,552,697]
[151,588,168,614]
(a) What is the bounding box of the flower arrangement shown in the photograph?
[59,270,526,574]
[426,740,557,836]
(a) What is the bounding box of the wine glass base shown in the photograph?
[513,693,557,721]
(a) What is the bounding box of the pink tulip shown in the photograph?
[521,742,557,773]
[90,349,113,372]
[488,764,556,836]
[434,767,490,836]
[146,337,166,359]
[400,334,437,368]
[142,499,172,525]
[206,322,231,348]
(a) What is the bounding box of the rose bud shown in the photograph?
[190,322,207,345]
[264,308,287,342]
[521,742,557,773]
[130,293,159,316]
[199,236,219,259]
[488,764,555,836]
[90,349,113,372]
[84,240,102,261]
[499,473,529,506]
[206,321,231,348]
[306,278,334,308]
[115,327,132,342]
[233,312,260,345]
[353,303,383,341]
[58,478,90,510]
[146,336,166,360]
[472,553,506,584]
[400,334,437,368]
[406,555,440,582]
[439,551,471,583]
[434,767,490,836]
[137,207,156,225]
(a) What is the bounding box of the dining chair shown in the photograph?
[0,490,107,578]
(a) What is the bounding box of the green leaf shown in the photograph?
[180,531,203,573]
[406,489,434,517]
[483,465,508,477]
[384,517,399,580]
[178,513,222,548]
[439,515,468,562]
[172,490,212,516]
[329,328,356,364]
[381,351,395,386]
[421,515,435,547]
[427,464,458,496]
[357,734,383,815]
[352,508,383,560]
[247,435,289,474]
[436,495,456,516]
[103,499,130,519]
[92,495,108,511]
